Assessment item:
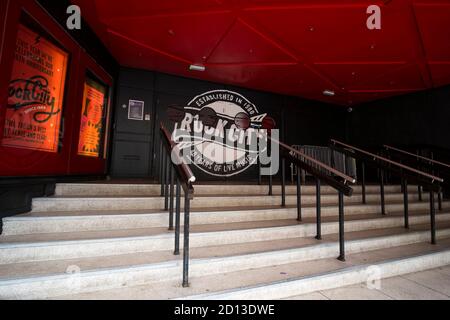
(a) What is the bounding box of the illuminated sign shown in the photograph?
[78,77,107,158]
[2,24,68,153]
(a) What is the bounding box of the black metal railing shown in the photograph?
[383,144,450,207]
[159,123,196,288]
[265,136,357,261]
[331,139,444,245]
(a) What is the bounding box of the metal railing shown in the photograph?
[331,139,444,245]
[384,145,450,171]
[291,145,357,182]
[159,123,196,287]
[383,144,450,210]
[265,136,356,261]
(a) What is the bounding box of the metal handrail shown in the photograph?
[330,139,442,245]
[159,122,195,288]
[332,139,443,184]
[384,144,450,171]
[274,138,356,185]
[160,124,196,186]
[265,136,356,262]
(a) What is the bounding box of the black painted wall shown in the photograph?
[110,67,347,181]
[346,85,450,186]
[348,85,450,150]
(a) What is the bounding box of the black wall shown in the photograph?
[111,67,347,181]
[348,85,450,150]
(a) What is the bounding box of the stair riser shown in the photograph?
[31,192,429,213]
[184,251,450,300]
[55,184,418,197]
[1,214,448,265]
[4,200,448,236]
[1,230,449,300]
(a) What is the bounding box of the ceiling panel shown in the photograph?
[414,2,450,61]
[242,1,417,62]
[103,12,235,64]
[72,0,450,106]
[314,63,408,90]
[429,63,450,87]
[207,19,296,64]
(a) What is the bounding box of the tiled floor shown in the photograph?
[288,266,450,300]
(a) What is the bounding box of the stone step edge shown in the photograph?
[1,214,450,267]
[182,249,450,300]
[55,183,419,190]
[6,200,446,222]
[1,229,449,300]
[2,212,449,250]
[36,190,430,202]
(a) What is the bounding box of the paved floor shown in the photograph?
[288,266,450,300]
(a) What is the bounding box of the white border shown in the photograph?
[128,100,144,121]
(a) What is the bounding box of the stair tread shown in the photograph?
[53,239,450,300]
[0,223,448,281]
[42,189,417,200]
[13,199,445,219]
[2,210,448,245]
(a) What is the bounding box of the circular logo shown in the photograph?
[172,90,274,177]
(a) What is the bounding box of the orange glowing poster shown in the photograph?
[77,78,107,157]
[2,24,68,153]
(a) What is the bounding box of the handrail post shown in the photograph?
[169,165,175,231]
[403,178,409,229]
[418,185,423,202]
[164,158,170,211]
[183,191,191,288]
[269,173,273,196]
[380,169,386,215]
[281,158,286,207]
[268,137,273,196]
[258,158,262,185]
[361,161,366,205]
[338,191,345,262]
[430,189,436,245]
[438,186,443,211]
[161,148,166,197]
[297,166,302,221]
[174,179,181,255]
[160,140,164,196]
[316,179,322,240]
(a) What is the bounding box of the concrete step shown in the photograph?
[31,190,429,213]
[52,240,450,300]
[183,249,450,300]
[1,211,449,265]
[55,183,420,197]
[4,200,449,236]
[1,226,449,300]
[0,223,443,279]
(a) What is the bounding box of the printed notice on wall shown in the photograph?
[78,77,107,157]
[128,100,144,121]
[2,24,68,153]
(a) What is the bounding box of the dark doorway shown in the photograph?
[111,83,155,178]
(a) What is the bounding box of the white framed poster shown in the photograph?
[128,100,144,121]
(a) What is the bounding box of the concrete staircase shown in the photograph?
[0,183,449,300]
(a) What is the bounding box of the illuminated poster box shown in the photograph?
[2,24,68,153]
[78,77,107,158]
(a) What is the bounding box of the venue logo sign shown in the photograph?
[170,90,278,177]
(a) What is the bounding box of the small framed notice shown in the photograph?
[128,100,144,121]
